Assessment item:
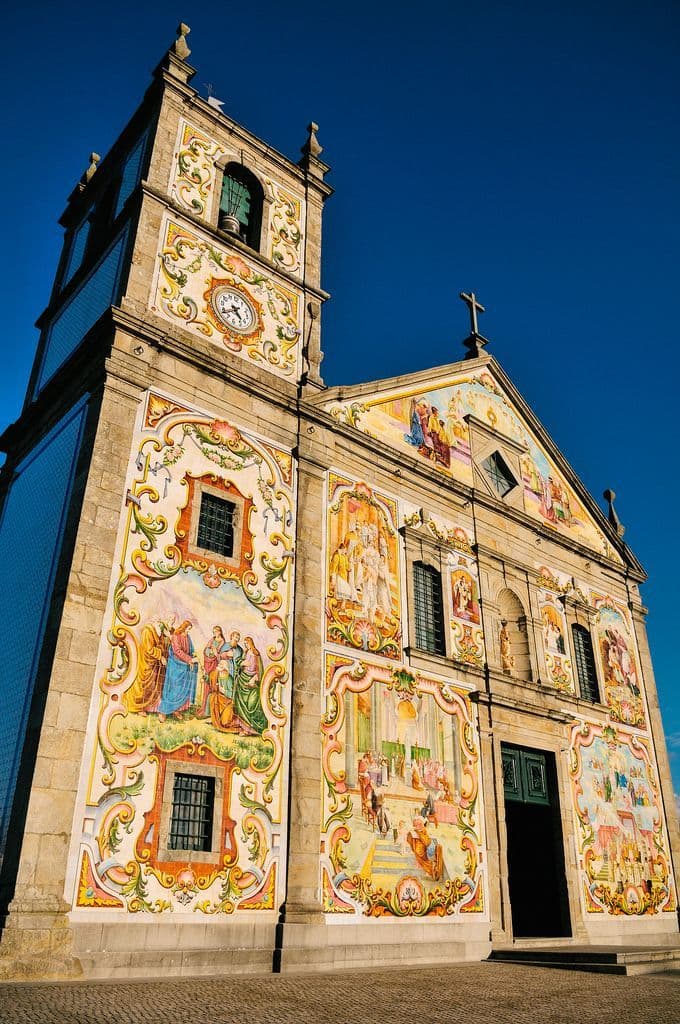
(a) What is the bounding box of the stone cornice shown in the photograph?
[473,688,576,724]
[109,306,301,414]
[404,645,485,684]
[310,353,491,406]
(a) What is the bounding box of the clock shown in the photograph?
[211,286,258,335]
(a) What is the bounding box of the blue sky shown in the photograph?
[5,4,680,794]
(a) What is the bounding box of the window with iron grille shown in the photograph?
[572,624,599,702]
[482,450,517,498]
[196,492,236,559]
[413,561,446,656]
[168,773,215,852]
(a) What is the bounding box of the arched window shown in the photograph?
[413,561,445,656]
[218,163,263,250]
[571,624,599,702]
[497,588,532,681]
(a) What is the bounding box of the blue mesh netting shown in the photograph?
[0,401,87,852]
[63,216,91,286]
[36,228,128,392]
[114,133,147,218]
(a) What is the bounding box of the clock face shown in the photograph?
[212,287,257,334]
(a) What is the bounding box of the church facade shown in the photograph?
[0,26,678,979]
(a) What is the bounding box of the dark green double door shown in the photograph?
[501,745,571,938]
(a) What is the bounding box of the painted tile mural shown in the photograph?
[70,392,294,914]
[403,507,484,668]
[592,594,646,729]
[264,180,303,275]
[152,213,301,378]
[328,370,619,559]
[570,721,675,916]
[170,119,227,217]
[537,576,574,693]
[321,654,486,917]
[325,474,402,660]
[169,119,304,275]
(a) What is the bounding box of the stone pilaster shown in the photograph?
[280,450,326,924]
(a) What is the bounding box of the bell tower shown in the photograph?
[0,24,331,978]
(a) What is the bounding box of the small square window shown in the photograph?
[168,773,215,852]
[196,491,236,559]
[482,450,517,498]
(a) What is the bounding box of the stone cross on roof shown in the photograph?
[459,291,489,359]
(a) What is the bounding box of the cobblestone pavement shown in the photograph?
[1,962,679,1024]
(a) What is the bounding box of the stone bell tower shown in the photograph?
[0,24,331,978]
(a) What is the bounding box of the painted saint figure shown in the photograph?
[233,636,268,735]
[329,540,353,608]
[123,620,170,714]
[407,815,445,881]
[157,620,199,720]
[208,630,244,731]
[220,630,244,698]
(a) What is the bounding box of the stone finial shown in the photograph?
[79,152,100,190]
[300,122,323,160]
[603,488,625,538]
[156,21,195,84]
[173,22,191,60]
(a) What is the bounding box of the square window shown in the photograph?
[482,450,517,498]
[196,491,236,559]
[168,773,215,853]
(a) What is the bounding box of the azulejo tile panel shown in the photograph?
[592,593,647,729]
[325,474,402,660]
[320,654,486,918]
[69,391,294,915]
[570,720,675,916]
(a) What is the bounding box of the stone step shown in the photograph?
[488,945,680,975]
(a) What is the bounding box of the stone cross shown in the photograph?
[459,291,485,336]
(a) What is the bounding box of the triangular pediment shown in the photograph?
[316,357,625,564]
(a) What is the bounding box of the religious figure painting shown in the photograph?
[539,591,574,693]
[592,596,646,729]
[321,655,486,918]
[449,558,484,667]
[327,369,617,558]
[68,391,294,916]
[325,475,402,659]
[570,721,675,917]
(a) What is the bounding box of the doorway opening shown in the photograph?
[501,744,571,938]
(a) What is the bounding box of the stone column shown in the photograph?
[279,449,326,925]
